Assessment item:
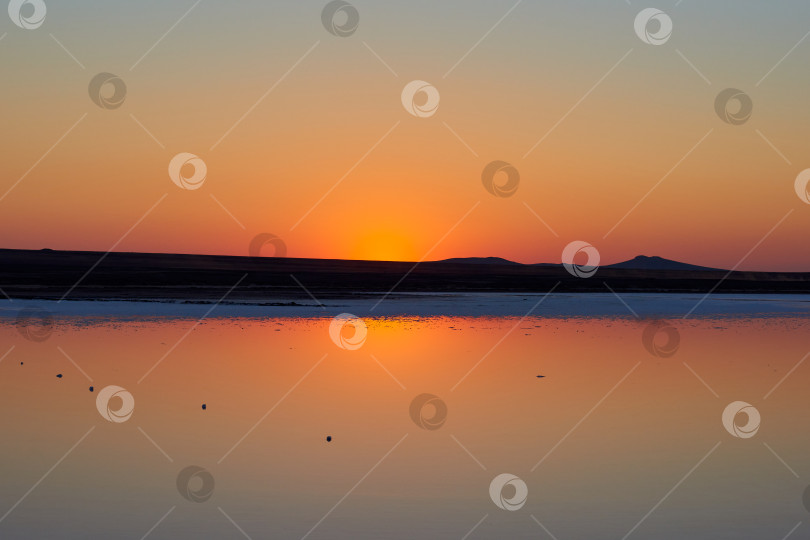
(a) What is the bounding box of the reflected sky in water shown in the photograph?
[0,308,808,539]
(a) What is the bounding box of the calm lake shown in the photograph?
[0,295,808,539]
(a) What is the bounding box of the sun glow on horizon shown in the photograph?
[350,229,417,262]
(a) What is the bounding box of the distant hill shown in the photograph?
[0,248,808,300]
[439,257,523,266]
[440,255,721,271]
[605,255,720,272]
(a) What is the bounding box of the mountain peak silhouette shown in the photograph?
[439,255,720,271]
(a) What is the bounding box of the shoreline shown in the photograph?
[2,292,810,319]
[2,248,810,317]
[2,248,810,300]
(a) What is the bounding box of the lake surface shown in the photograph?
[0,295,808,539]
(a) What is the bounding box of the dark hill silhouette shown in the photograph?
[605,255,720,271]
[439,257,522,266]
[439,255,719,271]
[0,248,808,301]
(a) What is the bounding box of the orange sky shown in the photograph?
[2,1,810,270]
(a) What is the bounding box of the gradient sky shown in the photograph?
[2,0,810,270]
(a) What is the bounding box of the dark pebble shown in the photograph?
[89,386,94,392]
[202,404,206,410]
[326,436,332,442]
[536,375,545,378]
[56,374,62,378]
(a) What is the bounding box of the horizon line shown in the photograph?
[2,246,806,274]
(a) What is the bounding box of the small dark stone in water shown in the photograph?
[20,362,23,365]
[56,374,62,378]
[536,375,545,378]
[89,386,94,392]
[202,404,207,410]
[326,436,332,442]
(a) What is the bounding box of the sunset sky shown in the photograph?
[2,0,810,270]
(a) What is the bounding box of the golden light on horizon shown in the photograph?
[351,228,417,262]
